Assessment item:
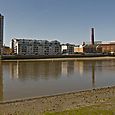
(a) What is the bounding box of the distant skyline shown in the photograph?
[0,0,115,46]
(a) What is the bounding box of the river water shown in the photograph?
[0,59,115,101]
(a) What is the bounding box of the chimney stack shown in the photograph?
[91,28,94,45]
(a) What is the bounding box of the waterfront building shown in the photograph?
[0,14,4,54]
[3,46,12,55]
[74,41,115,54]
[74,44,102,53]
[61,43,75,54]
[99,41,115,53]
[11,38,61,55]
[74,28,102,54]
[74,45,84,53]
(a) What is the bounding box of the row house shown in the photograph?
[11,38,61,55]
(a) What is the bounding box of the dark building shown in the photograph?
[0,14,4,53]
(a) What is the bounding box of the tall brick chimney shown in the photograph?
[91,28,94,45]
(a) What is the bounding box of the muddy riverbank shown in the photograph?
[0,86,115,114]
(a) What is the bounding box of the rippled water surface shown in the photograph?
[0,59,115,101]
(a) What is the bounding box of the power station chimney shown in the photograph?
[91,28,94,45]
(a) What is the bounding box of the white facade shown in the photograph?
[11,38,61,55]
[102,41,115,44]
[61,45,67,52]
[61,44,75,54]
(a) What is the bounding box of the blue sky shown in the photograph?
[0,0,115,46]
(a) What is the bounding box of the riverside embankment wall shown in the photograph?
[1,54,114,60]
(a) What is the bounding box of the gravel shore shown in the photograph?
[0,86,115,114]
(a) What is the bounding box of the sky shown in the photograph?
[0,0,115,46]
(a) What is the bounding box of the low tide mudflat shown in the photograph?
[0,86,115,115]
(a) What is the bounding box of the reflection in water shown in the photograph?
[74,61,84,75]
[74,61,96,87]
[9,61,62,80]
[0,61,3,101]
[8,61,95,82]
[92,62,96,88]
[61,62,68,75]
[61,61,74,76]
[1,60,115,101]
[9,61,19,79]
[8,60,97,85]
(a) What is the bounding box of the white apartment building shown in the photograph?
[11,38,61,55]
[61,43,75,54]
